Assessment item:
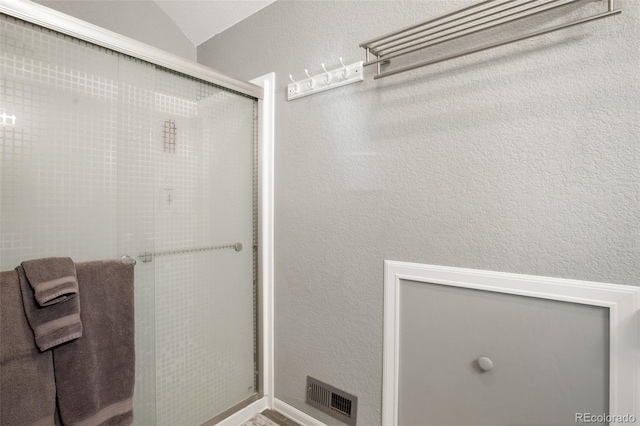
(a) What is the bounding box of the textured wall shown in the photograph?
[198,1,640,424]
[33,0,196,60]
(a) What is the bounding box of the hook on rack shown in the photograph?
[321,63,332,84]
[289,74,300,93]
[339,57,349,79]
[304,69,316,88]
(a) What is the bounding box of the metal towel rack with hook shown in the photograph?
[359,0,621,79]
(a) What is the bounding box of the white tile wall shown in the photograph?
[1,15,257,425]
[0,17,119,268]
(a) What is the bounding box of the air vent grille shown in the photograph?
[331,393,352,416]
[306,376,357,426]
[309,382,330,407]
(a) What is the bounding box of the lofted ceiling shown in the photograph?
[153,0,276,46]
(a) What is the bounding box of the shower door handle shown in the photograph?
[138,243,243,263]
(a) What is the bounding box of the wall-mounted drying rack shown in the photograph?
[287,58,363,100]
[359,0,621,80]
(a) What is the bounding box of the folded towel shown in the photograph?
[22,257,78,306]
[0,270,57,426]
[54,260,135,426]
[18,265,83,352]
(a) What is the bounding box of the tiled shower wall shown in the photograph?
[1,16,120,266]
[0,15,256,425]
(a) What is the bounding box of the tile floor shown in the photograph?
[241,410,301,426]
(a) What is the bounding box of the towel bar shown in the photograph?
[138,243,243,263]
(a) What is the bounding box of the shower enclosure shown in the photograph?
[0,7,264,425]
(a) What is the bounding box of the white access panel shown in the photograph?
[398,280,609,425]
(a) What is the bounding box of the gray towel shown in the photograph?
[54,260,135,426]
[22,257,79,306]
[0,270,57,426]
[17,266,83,352]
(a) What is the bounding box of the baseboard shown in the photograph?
[214,396,268,426]
[273,398,327,426]
[211,395,327,425]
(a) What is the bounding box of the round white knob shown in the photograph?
[477,356,494,372]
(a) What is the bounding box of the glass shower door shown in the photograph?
[116,54,257,426]
[148,69,257,425]
[1,14,258,425]
[120,66,257,425]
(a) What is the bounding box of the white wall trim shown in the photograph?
[0,0,263,98]
[273,399,328,426]
[250,73,275,407]
[383,260,640,426]
[214,397,269,426]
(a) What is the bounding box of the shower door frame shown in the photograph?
[0,0,275,423]
[0,0,263,98]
